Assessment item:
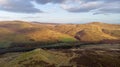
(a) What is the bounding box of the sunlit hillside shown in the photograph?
[75,25,117,43]
[27,29,77,43]
[0,21,120,48]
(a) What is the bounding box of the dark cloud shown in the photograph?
[35,0,65,4]
[83,0,120,2]
[0,0,42,13]
[34,0,51,4]
[95,7,120,14]
[64,6,98,12]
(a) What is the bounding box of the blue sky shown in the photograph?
[0,0,120,24]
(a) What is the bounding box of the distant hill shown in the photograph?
[0,21,120,48]
[52,22,120,43]
[75,25,117,43]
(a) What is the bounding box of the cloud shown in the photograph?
[0,16,10,18]
[61,0,104,12]
[0,0,119,14]
[35,0,66,4]
[0,0,42,13]
[0,0,66,13]
[94,1,120,14]
[60,0,120,14]
[23,16,41,19]
[94,7,120,14]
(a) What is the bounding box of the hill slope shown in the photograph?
[3,49,71,67]
[27,29,77,43]
[75,25,117,43]
[0,47,120,67]
[0,21,119,48]
[0,21,77,48]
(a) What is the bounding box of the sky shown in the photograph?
[0,0,120,24]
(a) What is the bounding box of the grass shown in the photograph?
[0,34,30,48]
[0,41,12,48]
[3,49,72,67]
[0,46,120,67]
[59,37,77,43]
[0,21,120,48]
[103,29,120,37]
[27,29,77,42]
[75,25,117,42]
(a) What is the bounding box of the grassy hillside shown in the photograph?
[53,22,120,36]
[0,46,120,67]
[0,21,77,48]
[102,29,120,38]
[0,21,119,48]
[27,29,77,43]
[53,22,120,43]
[2,49,72,67]
[75,25,117,43]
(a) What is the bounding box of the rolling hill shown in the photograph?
[0,21,119,48]
[2,49,71,67]
[75,25,117,43]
